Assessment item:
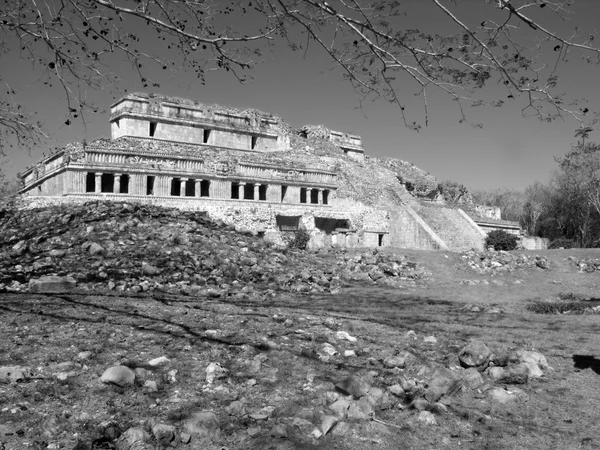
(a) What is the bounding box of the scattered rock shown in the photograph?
[0,366,34,383]
[423,335,437,344]
[458,341,491,370]
[329,398,352,417]
[320,415,338,435]
[336,331,357,342]
[100,366,135,387]
[29,276,76,293]
[270,424,287,438]
[205,362,228,384]
[89,242,105,256]
[347,398,374,420]
[226,400,246,417]
[151,423,176,446]
[147,356,170,367]
[461,368,484,390]
[488,387,528,404]
[417,411,437,425]
[141,262,159,276]
[183,411,221,439]
[115,427,151,450]
[335,375,370,398]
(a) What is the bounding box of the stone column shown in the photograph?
[306,188,313,204]
[254,183,260,201]
[238,182,246,200]
[195,179,202,198]
[180,178,187,197]
[95,173,102,193]
[317,189,323,205]
[114,174,121,194]
[74,171,85,193]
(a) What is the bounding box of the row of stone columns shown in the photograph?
[304,187,326,205]
[80,171,328,204]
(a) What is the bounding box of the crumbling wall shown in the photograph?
[521,236,549,250]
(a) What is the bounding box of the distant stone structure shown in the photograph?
[18,92,511,251]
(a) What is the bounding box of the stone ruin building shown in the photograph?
[18,93,522,250]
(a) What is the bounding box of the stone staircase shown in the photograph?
[414,203,484,251]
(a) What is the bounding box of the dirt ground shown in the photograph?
[1,248,600,449]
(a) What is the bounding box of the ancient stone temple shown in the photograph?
[19,93,512,251]
[18,93,381,248]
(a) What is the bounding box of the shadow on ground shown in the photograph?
[573,354,600,375]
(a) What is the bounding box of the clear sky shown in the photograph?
[2,0,600,191]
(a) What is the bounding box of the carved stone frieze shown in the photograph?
[205,160,238,177]
[126,155,176,169]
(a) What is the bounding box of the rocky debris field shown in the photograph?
[460,249,550,275]
[568,256,600,273]
[0,291,552,450]
[0,202,425,296]
[1,201,599,449]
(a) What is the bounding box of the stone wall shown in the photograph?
[474,205,501,220]
[19,194,389,249]
[110,94,288,151]
[413,204,484,251]
[477,223,521,236]
[388,206,448,250]
[521,236,549,250]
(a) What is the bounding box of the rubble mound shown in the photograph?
[568,256,600,273]
[0,201,426,295]
[375,157,439,198]
[461,249,550,275]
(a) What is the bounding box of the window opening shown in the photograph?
[276,215,301,231]
[310,189,319,204]
[203,129,211,144]
[101,173,114,193]
[201,180,210,197]
[244,183,254,200]
[185,179,195,197]
[300,188,307,204]
[149,121,157,137]
[378,234,384,247]
[86,173,95,193]
[120,175,130,194]
[323,190,329,205]
[281,185,288,202]
[170,177,180,196]
[315,218,350,233]
[231,181,239,199]
[147,176,155,195]
[251,136,258,150]
[259,184,267,201]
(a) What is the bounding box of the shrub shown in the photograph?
[288,229,311,250]
[485,230,519,251]
[548,238,576,249]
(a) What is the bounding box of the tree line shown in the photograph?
[471,141,600,248]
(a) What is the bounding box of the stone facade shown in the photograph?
[18,93,384,248]
[17,93,500,251]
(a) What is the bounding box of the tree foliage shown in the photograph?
[473,143,600,247]
[471,187,525,222]
[1,0,600,151]
[485,229,518,251]
[438,180,471,204]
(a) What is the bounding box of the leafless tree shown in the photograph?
[1,0,600,151]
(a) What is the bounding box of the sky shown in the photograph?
[2,0,600,191]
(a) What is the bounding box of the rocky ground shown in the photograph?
[0,202,425,297]
[1,202,599,450]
